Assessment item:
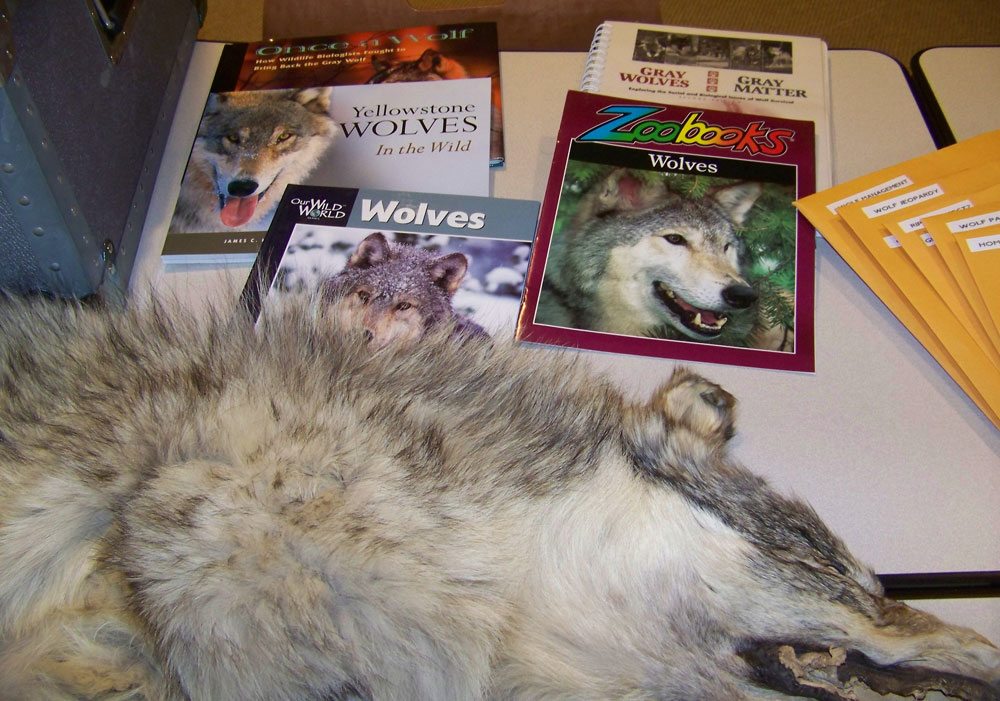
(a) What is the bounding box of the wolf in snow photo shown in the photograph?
[319,231,490,349]
[268,227,530,345]
[0,290,997,700]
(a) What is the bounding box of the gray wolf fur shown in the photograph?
[1,293,998,700]
[543,169,793,351]
[170,88,336,232]
[321,232,489,350]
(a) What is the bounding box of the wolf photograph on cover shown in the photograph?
[167,23,502,246]
[536,161,799,354]
[266,225,530,347]
[631,29,793,74]
[169,87,339,235]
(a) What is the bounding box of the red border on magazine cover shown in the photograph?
[517,90,816,372]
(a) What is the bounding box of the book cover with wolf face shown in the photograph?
[517,90,816,372]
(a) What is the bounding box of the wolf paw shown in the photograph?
[651,368,736,445]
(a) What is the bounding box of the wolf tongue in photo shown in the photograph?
[219,194,258,227]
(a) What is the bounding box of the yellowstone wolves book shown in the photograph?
[581,21,832,191]
[242,185,540,343]
[516,90,816,372]
[161,23,502,267]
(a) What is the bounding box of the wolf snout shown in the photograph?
[721,282,758,309]
[227,179,260,198]
[218,178,264,227]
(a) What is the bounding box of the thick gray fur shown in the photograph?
[0,293,997,700]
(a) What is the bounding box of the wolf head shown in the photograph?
[564,170,763,341]
[194,88,335,228]
[367,49,469,83]
[322,232,472,350]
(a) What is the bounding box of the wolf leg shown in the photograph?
[620,371,998,699]
[623,368,736,474]
[649,367,737,445]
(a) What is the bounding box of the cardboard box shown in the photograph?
[261,0,661,51]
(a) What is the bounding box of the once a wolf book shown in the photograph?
[161,23,502,267]
[242,184,540,343]
[581,21,832,192]
[516,90,816,372]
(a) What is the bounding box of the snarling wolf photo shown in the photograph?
[319,232,489,349]
[0,292,998,700]
[539,167,796,351]
[170,87,337,232]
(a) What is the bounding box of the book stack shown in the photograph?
[795,129,1000,427]
[513,21,835,372]
[580,21,833,190]
[161,22,507,267]
[159,23,545,342]
[158,20,837,370]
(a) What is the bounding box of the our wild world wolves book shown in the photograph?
[242,184,540,345]
[161,23,503,267]
[516,90,816,372]
[581,21,832,192]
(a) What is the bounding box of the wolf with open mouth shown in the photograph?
[169,87,336,233]
[546,169,793,351]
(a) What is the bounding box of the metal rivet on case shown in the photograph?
[1,163,13,173]
[32,227,44,236]
[17,195,30,206]
[49,262,61,271]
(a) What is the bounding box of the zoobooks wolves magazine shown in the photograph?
[161,23,503,267]
[242,185,540,345]
[582,21,831,192]
[516,90,816,372]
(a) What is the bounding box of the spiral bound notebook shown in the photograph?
[581,21,832,192]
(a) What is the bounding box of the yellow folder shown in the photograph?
[888,194,1000,364]
[794,130,1000,426]
[836,166,1000,421]
[894,190,1000,357]
[955,222,1000,343]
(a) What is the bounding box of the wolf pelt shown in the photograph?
[170,88,336,233]
[543,169,793,351]
[0,294,998,701]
